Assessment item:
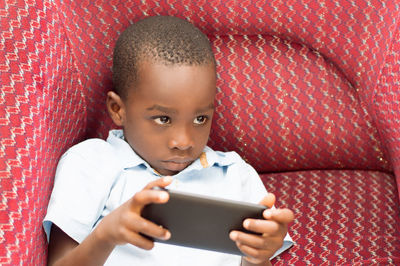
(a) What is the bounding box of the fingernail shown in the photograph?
[229,231,237,240]
[164,231,171,240]
[159,192,168,200]
[243,219,250,228]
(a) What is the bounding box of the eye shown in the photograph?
[154,116,171,125]
[194,115,207,125]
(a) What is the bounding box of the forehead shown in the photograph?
[131,61,216,104]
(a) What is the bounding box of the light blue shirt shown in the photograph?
[44,130,293,265]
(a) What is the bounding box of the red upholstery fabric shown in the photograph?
[262,170,400,265]
[208,34,390,173]
[1,1,86,264]
[1,0,400,265]
[374,25,400,199]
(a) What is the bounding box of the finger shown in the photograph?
[229,230,267,249]
[122,228,156,250]
[135,216,171,240]
[259,193,275,208]
[130,177,173,210]
[242,219,279,235]
[263,208,294,224]
[143,176,173,190]
[130,189,170,212]
[235,242,271,264]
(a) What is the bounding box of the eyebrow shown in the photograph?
[146,103,215,114]
[146,105,178,114]
[196,103,215,113]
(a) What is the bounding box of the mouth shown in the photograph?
[161,158,194,172]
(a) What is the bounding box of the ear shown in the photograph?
[106,91,125,127]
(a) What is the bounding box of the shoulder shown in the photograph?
[55,138,122,185]
[205,147,243,166]
[45,138,122,243]
[65,138,114,156]
[206,147,259,177]
[61,138,118,166]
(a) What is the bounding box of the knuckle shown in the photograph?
[116,224,125,235]
[252,249,263,258]
[272,222,280,232]
[265,220,279,233]
[115,227,129,243]
[236,232,244,242]
[246,219,257,230]
[138,219,149,231]
[132,192,143,203]
[144,181,156,190]
[120,212,134,227]
[156,226,166,237]
[260,238,269,248]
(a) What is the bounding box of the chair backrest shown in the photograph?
[373,27,400,196]
[56,0,396,173]
[1,0,399,264]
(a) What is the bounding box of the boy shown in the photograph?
[44,16,294,265]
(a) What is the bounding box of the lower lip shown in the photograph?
[162,161,191,172]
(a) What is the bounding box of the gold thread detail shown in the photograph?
[199,152,209,168]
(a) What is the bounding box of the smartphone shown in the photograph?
[141,188,267,255]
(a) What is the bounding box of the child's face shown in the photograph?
[108,61,216,176]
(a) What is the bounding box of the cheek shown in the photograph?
[127,123,164,146]
[123,118,156,147]
[198,125,212,145]
[125,128,164,162]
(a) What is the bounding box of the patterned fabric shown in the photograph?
[374,25,400,200]
[261,170,400,265]
[208,34,390,173]
[0,1,86,264]
[1,0,400,265]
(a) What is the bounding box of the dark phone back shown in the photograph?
[141,189,266,256]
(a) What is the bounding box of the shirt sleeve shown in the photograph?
[43,139,120,243]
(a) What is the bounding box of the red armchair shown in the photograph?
[1,0,400,264]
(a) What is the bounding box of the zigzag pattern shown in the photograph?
[54,0,400,139]
[1,1,44,263]
[209,34,389,172]
[262,170,400,265]
[374,25,400,199]
[1,0,400,264]
[0,0,86,264]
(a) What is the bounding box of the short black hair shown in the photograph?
[112,16,215,99]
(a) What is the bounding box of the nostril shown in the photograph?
[171,141,193,151]
[168,136,193,151]
[168,126,195,150]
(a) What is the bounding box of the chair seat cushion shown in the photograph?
[260,170,400,264]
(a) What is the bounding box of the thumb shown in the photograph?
[259,193,276,208]
[264,208,295,224]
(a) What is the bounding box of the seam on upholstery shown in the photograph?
[369,4,400,172]
[51,0,87,136]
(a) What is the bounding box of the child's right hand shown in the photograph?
[93,176,173,250]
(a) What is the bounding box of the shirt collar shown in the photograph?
[107,129,239,175]
[107,130,146,169]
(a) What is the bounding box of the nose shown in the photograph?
[168,125,194,151]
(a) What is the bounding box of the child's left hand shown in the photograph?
[229,193,294,265]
